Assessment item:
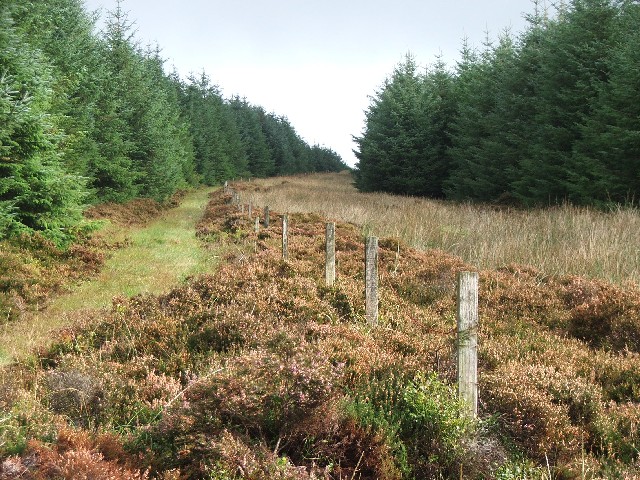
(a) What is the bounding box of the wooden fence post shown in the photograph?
[365,236,378,325]
[325,223,336,287]
[248,202,253,218]
[457,271,479,419]
[254,216,260,233]
[282,215,289,260]
[264,206,270,228]
[224,181,228,193]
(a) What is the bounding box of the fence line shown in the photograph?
[224,181,479,416]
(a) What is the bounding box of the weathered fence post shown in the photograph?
[457,271,479,419]
[282,215,289,260]
[263,206,270,228]
[254,216,260,233]
[224,181,229,193]
[248,202,253,218]
[365,236,378,325]
[325,223,336,287]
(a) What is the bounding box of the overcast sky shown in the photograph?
[83,0,537,166]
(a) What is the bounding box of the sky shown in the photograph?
[83,0,537,167]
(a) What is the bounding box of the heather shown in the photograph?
[0,184,639,478]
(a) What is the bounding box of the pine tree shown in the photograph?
[0,2,86,243]
[512,0,618,205]
[571,1,640,203]
[354,54,428,194]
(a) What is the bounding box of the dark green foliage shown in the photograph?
[355,0,640,207]
[446,35,523,203]
[0,0,342,244]
[309,144,348,172]
[354,55,431,195]
[354,54,455,197]
[345,373,475,479]
[571,1,640,204]
[177,72,248,185]
[512,0,619,206]
[230,97,274,177]
[0,2,86,244]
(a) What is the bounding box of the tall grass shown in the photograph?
[245,172,640,286]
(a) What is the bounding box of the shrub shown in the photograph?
[343,372,499,479]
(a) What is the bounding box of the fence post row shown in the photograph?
[457,271,479,419]
[282,215,289,260]
[365,236,379,325]
[243,207,478,412]
[325,223,336,287]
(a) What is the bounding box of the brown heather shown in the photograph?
[0,178,639,478]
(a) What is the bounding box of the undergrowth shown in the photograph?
[0,194,182,325]
[0,182,639,479]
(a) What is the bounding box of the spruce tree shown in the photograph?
[0,2,86,243]
[229,97,272,178]
[571,1,640,203]
[417,56,456,198]
[512,0,618,205]
[446,34,522,203]
[354,54,428,194]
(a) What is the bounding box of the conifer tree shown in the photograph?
[354,54,428,194]
[512,0,618,205]
[229,97,272,178]
[10,0,104,178]
[571,1,640,203]
[418,56,456,198]
[0,2,85,243]
[446,34,522,203]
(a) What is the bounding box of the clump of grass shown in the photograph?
[245,172,640,286]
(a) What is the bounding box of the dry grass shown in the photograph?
[243,172,640,286]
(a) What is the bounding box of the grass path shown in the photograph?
[0,187,218,365]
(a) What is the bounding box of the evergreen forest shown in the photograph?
[354,0,640,207]
[0,0,347,246]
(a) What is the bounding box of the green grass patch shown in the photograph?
[0,187,221,364]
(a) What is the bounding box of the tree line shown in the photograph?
[354,0,640,207]
[0,0,347,245]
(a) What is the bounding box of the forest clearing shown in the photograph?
[1,172,639,479]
